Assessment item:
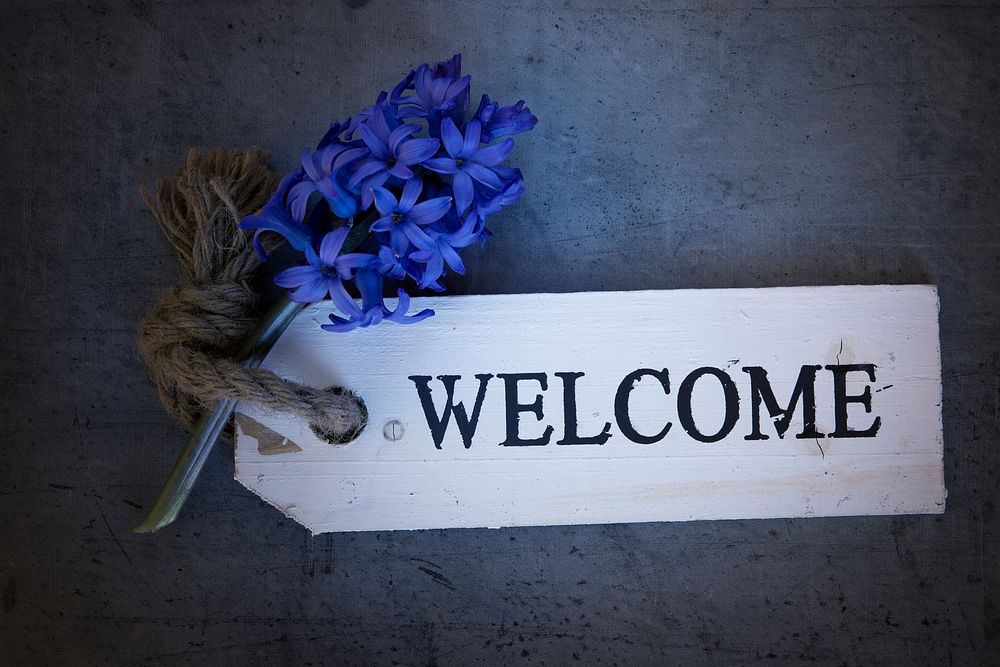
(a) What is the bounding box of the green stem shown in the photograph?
[134,294,304,533]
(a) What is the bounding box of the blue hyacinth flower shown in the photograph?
[322,268,434,333]
[477,172,525,218]
[370,177,452,254]
[393,55,470,134]
[348,106,439,209]
[409,210,482,288]
[240,52,537,336]
[273,228,375,314]
[474,94,538,142]
[239,170,316,260]
[289,144,368,221]
[423,118,514,215]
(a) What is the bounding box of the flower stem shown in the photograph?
[134,294,305,533]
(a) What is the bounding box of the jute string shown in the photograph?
[137,148,367,444]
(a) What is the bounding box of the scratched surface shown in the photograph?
[1,0,998,664]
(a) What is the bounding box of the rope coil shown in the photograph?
[137,148,367,444]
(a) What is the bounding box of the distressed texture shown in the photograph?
[235,286,945,532]
[1,0,998,664]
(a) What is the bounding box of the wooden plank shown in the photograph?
[234,285,945,533]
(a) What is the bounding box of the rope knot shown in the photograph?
[137,148,367,444]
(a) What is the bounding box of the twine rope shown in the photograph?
[137,148,367,444]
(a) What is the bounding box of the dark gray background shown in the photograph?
[2,0,998,664]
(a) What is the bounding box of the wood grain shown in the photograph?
[235,285,944,532]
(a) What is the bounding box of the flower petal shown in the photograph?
[439,117,464,157]
[418,248,445,288]
[319,143,347,173]
[387,123,419,154]
[358,123,389,161]
[354,268,384,311]
[304,242,322,267]
[445,211,481,245]
[331,146,369,173]
[402,221,435,251]
[386,288,411,318]
[462,119,482,154]
[317,122,345,150]
[328,277,362,319]
[300,149,323,182]
[348,159,386,189]
[439,241,466,275]
[319,228,349,265]
[367,105,392,143]
[464,162,503,189]
[453,169,474,214]
[388,162,414,180]
[239,213,312,254]
[288,180,315,223]
[316,176,357,220]
[378,246,406,279]
[422,157,458,175]
[445,75,471,102]
[397,106,430,120]
[321,318,365,333]
[399,176,423,212]
[386,227,409,256]
[395,306,435,324]
[396,138,441,165]
[370,216,394,233]
[359,172,389,209]
[387,288,435,324]
[407,196,453,226]
[469,138,514,167]
[289,277,331,303]
[389,70,414,103]
[371,187,399,216]
[413,64,432,103]
[335,252,377,274]
[274,265,321,288]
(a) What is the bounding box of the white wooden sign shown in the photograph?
[234,285,945,533]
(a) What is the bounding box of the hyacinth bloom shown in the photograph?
[239,53,536,333]
[293,143,368,220]
[423,118,514,214]
[478,172,525,219]
[370,177,451,254]
[240,171,315,259]
[475,94,538,142]
[409,211,482,288]
[394,56,471,133]
[322,268,434,333]
[273,228,374,315]
[348,109,439,208]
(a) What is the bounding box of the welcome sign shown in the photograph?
[234,285,945,533]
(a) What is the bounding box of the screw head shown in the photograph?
[382,419,404,442]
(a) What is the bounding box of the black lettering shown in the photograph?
[614,368,672,444]
[555,372,612,445]
[742,365,824,440]
[408,374,493,449]
[677,367,740,443]
[497,373,554,446]
[826,364,881,438]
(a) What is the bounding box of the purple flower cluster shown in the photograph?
[240,54,536,333]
